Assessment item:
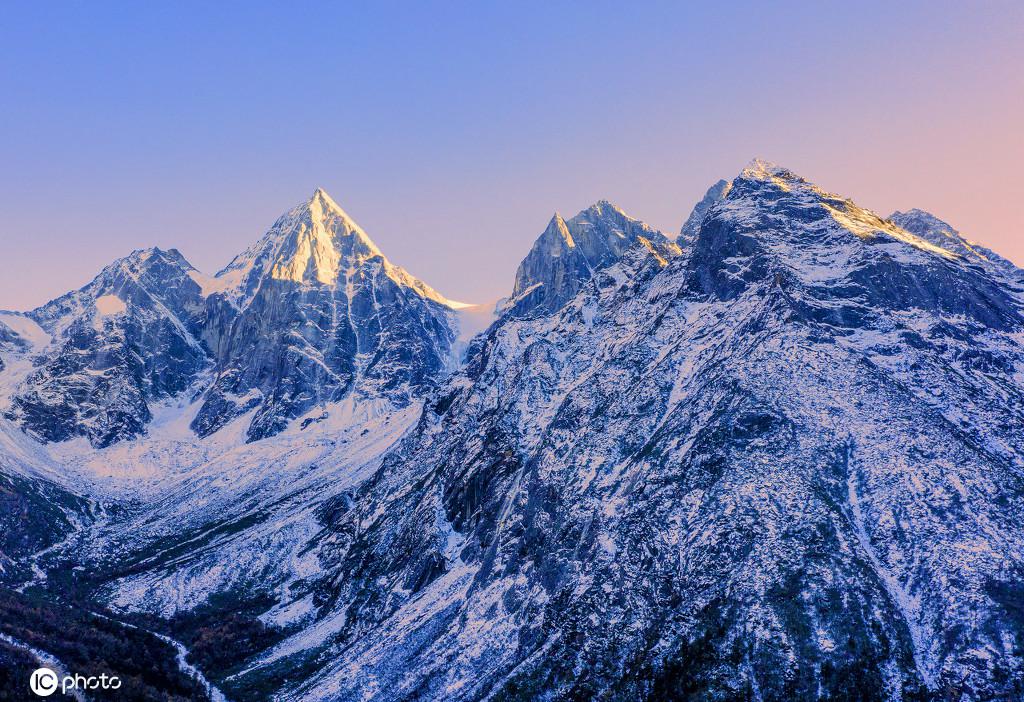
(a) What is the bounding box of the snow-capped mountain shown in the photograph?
[0,189,467,447]
[5,248,209,447]
[510,201,677,316]
[679,177,732,243]
[191,188,459,441]
[889,208,1024,285]
[1,165,1022,702]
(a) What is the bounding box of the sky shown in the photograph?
[1,1,1022,310]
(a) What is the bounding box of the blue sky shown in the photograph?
[1,1,1022,308]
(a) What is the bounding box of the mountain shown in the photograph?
[509,201,677,316]
[191,188,460,442]
[889,209,1024,284]
[4,248,210,448]
[220,161,1024,701]
[1,166,1023,702]
[0,190,466,447]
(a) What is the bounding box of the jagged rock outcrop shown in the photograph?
[679,177,732,243]
[510,201,675,316]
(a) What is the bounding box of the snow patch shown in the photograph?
[95,294,127,316]
[0,312,51,349]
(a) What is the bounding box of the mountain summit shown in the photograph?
[5,247,208,447]
[213,187,448,308]
[510,200,676,316]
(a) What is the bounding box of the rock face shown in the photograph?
[5,248,209,447]
[510,201,675,316]
[1,189,462,447]
[0,321,24,372]
[2,166,1024,702]
[191,188,458,442]
[679,177,732,243]
[0,321,25,352]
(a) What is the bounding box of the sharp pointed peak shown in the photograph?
[306,186,358,222]
[704,178,733,195]
[290,187,384,257]
[543,211,571,233]
[543,212,573,245]
[309,186,340,209]
[680,178,734,241]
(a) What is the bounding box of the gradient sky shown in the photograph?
[1,1,1022,310]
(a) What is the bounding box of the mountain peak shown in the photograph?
[302,187,382,257]
[583,200,624,217]
[511,202,671,316]
[541,213,573,249]
[740,157,785,177]
[888,208,1018,270]
[308,186,356,222]
[210,189,452,312]
[889,209,958,238]
[734,158,812,192]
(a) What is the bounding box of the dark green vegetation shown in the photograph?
[0,471,88,585]
[166,589,287,700]
[21,526,286,701]
[0,588,208,701]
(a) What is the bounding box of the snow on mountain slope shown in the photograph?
[679,177,732,244]
[890,208,1024,286]
[0,414,93,586]
[0,314,52,394]
[0,312,50,351]
[210,189,452,309]
[1,189,484,450]
[60,396,424,621]
[231,162,1024,702]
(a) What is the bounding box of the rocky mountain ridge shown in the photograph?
[0,162,1022,702]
